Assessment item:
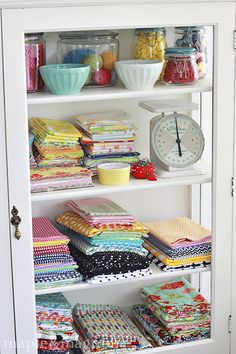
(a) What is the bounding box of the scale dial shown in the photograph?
[151,113,205,169]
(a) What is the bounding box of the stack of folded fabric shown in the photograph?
[73,303,152,353]
[33,217,82,290]
[30,165,93,193]
[133,277,211,346]
[30,118,84,167]
[36,293,77,354]
[74,111,140,177]
[29,118,93,193]
[143,217,211,271]
[55,197,152,284]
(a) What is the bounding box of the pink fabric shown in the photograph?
[66,199,135,226]
[34,245,70,256]
[171,236,212,248]
[32,217,68,240]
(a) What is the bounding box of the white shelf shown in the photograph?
[31,164,211,202]
[27,78,212,105]
[35,263,210,295]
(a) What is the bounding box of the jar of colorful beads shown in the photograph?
[174,26,207,78]
[57,31,119,87]
[163,47,199,85]
[134,28,166,61]
[25,33,46,93]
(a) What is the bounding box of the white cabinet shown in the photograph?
[0,1,235,354]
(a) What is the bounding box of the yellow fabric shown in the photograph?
[56,211,148,237]
[30,118,82,142]
[33,240,69,247]
[144,217,211,246]
[143,242,211,266]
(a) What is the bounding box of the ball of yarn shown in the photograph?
[101,51,117,70]
[83,54,103,72]
[92,68,111,85]
[63,48,95,64]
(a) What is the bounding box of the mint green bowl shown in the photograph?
[39,64,90,95]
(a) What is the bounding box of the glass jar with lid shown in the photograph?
[134,28,166,61]
[163,47,199,85]
[25,33,46,93]
[174,26,207,78]
[57,31,119,87]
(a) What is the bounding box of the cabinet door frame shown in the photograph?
[0,10,16,354]
[2,2,235,354]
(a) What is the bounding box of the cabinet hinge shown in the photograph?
[228,315,232,333]
[234,30,236,50]
[232,177,235,197]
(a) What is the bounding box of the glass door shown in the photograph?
[2,2,235,354]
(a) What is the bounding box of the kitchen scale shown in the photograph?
[139,99,205,178]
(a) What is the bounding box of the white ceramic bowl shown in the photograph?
[115,60,163,90]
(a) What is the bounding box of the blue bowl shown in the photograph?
[39,64,90,95]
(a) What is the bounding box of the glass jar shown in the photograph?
[57,31,119,87]
[134,28,166,61]
[163,47,199,85]
[25,33,46,93]
[174,26,207,78]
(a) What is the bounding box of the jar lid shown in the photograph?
[165,47,196,57]
[25,32,44,40]
[59,30,118,39]
[135,27,166,34]
[175,26,205,33]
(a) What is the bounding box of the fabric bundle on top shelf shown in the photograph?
[36,293,77,354]
[74,111,140,177]
[133,277,210,346]
[143,217,211,271]
[29,118,93,193]
[55,197,152,284]
[33,217,82,290]
[73,303,152,353]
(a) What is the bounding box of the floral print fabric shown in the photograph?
[140,277,210,324]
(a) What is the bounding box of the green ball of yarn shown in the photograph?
[83,54,103,73]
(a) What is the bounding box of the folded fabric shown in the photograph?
[72,303,151,352]
[38,339,70,351]
[34,254,76,264]
[33,217,68,239]
[151,257,211,272]
[82,155,139,168]
[145,233,211,258]
[34,245,70,256]
[67,197,130,216]
[31,178,94,193]
[133,305,210,346]
[140,278,210,324]
[31,166,92,182]
[144,217,211,247]
[74,111,136,139]
[56,211,147,237]
[69,245,151,279]
[35,271,82,290]
[143,241,211,266]
[36,293,77,341]
[68,234,147,256]
[87,268,152,284]
[66,198,135,226]
[30,118,82,144]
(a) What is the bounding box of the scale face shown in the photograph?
[150,113,205,170]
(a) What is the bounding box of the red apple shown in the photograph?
[92,68,111,85]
